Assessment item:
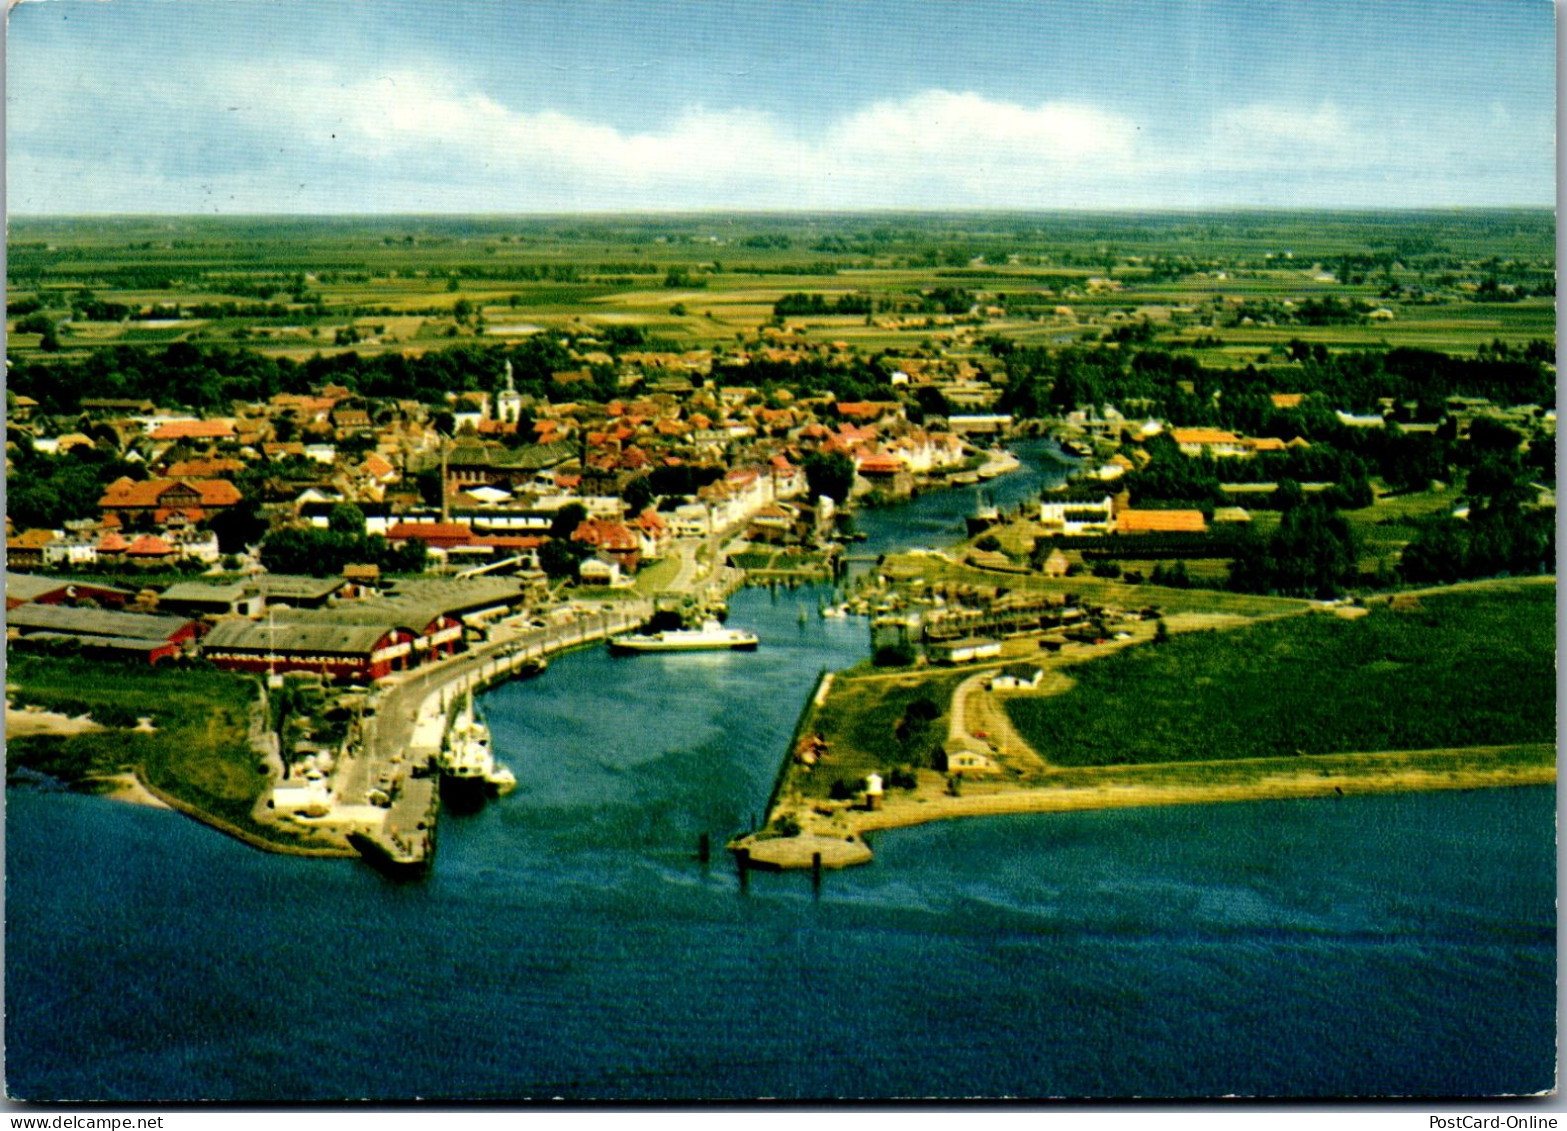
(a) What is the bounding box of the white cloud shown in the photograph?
[1206,101,1375,169]
[165,65,1149,207]
[5,59,1553,211]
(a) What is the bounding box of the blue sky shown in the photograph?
[5,0,1556,213]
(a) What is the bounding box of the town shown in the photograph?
[4,211,1556,874]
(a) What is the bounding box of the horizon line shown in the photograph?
[9,205,1557,221]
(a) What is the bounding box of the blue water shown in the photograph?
[849,438,1071,567]
[4,446,1557,1101]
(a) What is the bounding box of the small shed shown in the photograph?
[989,663,1044,691]
[941,737,997,775]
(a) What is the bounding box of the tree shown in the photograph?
[804,450,856,504]
[327,502,366,537]
[538,537,587,580]
[622,476,654,516]
[549,502,588,540]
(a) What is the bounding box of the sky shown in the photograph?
[4,0,1557,214]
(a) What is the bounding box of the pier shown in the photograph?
[338,600,654,872]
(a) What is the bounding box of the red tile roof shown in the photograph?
[99,478,242,510]
[126,534,178,557]
[1171,428,1241,446]
[571,519,640,552]
[151,420,236,441]
[386,522,473,546]
[165,458,244,478]
[1116,510,1208,534]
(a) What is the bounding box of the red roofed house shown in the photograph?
[855,454,914,496]
[1116,510,1209,535]
[571,519,641,573]
[630,509,671,560]
[1170,428,1249,457]
[99,478,243,527]
[97,531,132,563]
[126,534,180,563]
[7,529,56,570]
[151,419,237,442]
[386,522,475,550]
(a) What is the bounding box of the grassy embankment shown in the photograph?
[1004,581,1555,766]
[782,580,1552,829]
[5,653,343,851]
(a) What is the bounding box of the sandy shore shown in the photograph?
[81,771,173,809]
[848,760,1556,837]
[749,745,1556,867]
[5,706,102,738]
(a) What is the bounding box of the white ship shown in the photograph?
[438,693,515,797]
[608,619,759,654]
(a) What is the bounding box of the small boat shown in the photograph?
[819,604,848,619]
[975,447,1020,479]
[1060,439,1093,460]
[608,619,759,654]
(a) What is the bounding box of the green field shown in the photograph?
[4,653,322,848]
[1004,581,1556,766]
[808,668,971,793]
[7,211,1554,359]
[881,552,1312,618]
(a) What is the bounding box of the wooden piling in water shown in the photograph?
[812,851,822,890]
[736,847,750,890]
[698,833,711,863]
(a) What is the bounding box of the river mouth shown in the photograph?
[5,439,1555,1101]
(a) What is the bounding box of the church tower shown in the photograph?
[497,360,523,426]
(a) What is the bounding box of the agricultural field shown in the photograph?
[1004,580,1556,767]
[7,211,1555,363]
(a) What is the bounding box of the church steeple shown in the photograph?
[497,359,523,425]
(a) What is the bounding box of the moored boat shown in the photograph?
[438,693,514,802]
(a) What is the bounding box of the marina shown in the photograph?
[3,444,1556,1101]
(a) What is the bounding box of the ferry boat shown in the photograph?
[608,619,759,654]
[438,693,515,799]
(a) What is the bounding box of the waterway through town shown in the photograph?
[5,441,1555,1100]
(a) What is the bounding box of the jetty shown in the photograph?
[340,601,653,873]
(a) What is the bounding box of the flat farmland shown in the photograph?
[7,211,1552,359]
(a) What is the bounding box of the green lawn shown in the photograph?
[807,669,970,795]
[6,652,286,841]
[1005,582,1556,766]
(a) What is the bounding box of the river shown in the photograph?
[4,441,1555,1101]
